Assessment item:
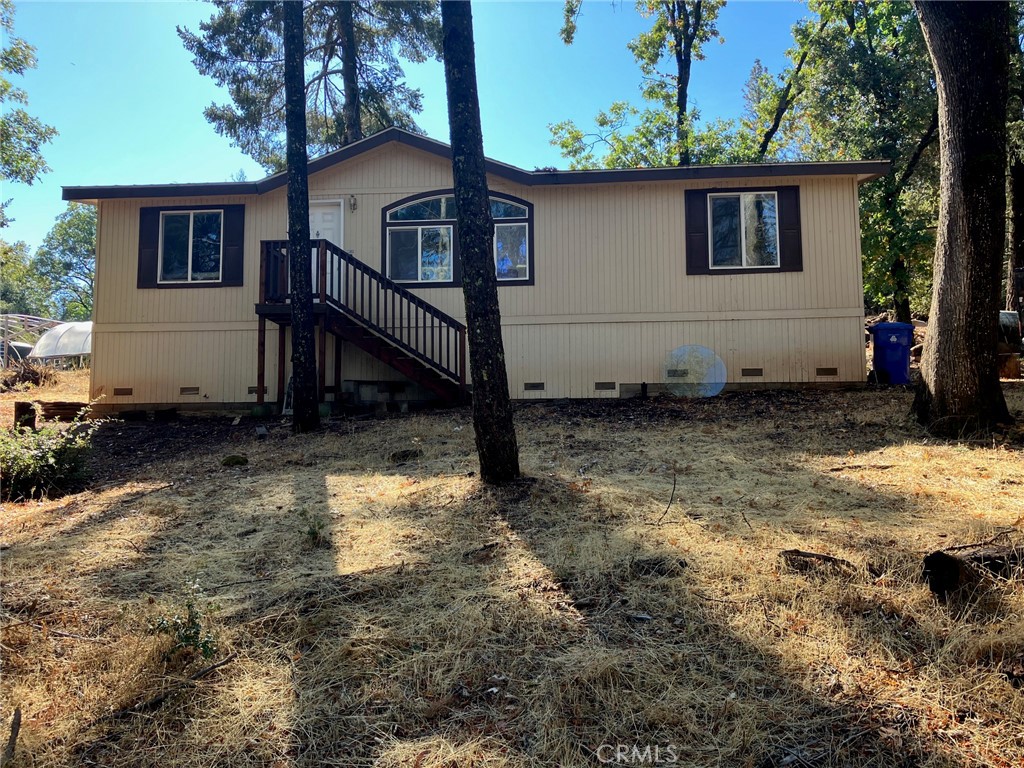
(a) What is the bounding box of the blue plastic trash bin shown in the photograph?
[870,322,914,384]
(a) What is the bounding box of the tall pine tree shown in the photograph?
[441,0,520,484]
[284,0,319,434]
[179,1,440,170]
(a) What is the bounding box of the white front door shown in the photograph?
[309,203,342,246]
[308,203,344,300]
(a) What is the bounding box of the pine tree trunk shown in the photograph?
[337,0,363,145]
[284,0,320,433]
[912,1,1012,434]
[440,0,520,484]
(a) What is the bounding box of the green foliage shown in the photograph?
[178,0,441,171]
[0,0,57,228]
[795,0,938,317]
[553,0,727,168]
[0,410,98,501]
[628,0,725,96]
[297,508,329,549]
[149,582,219,659]
[550,102,769,169]
[0,238,54,317]
[34,202,96,320]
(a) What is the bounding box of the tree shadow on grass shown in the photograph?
[6,390,1018,767]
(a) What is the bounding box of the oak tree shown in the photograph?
[555,0,724,167]
[912,0,1013,434]
[0,0,57,228]
[34,203,96,321]
[796,0,938,323]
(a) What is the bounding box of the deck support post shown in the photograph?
[277,325,287,410]
[317,316,327,403]
[333,334,342,402]
[256,316,266,404]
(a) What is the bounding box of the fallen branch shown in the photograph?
[91,653,237,725]
[780,549,856,572]
[0,707,21,768]
[827,464,893,472]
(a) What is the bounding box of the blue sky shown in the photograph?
[3,0,809,251]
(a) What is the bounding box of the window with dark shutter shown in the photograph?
[137,204,245,288]
[684,186,802,275]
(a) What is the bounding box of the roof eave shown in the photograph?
[61,128,892,199]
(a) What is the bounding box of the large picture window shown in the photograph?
[159,210,224,283]
[382,191,533,286]
[708,192,779,269]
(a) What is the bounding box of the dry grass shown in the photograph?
[0,367,90,426]
[2,386,1024,767]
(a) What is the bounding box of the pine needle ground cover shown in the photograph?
[2,386,1024,767]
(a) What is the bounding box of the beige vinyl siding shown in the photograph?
[89,142,867,405]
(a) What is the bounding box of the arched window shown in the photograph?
[382,191,533,286]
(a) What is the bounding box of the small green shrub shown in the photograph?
[0,410,99,501]
[298,508,330,549]
[149,582,219,659]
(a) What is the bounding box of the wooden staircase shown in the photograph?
[255,239,467,407]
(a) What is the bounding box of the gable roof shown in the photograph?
[62,127,890,201]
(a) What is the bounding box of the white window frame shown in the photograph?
[494,222,530,282]
[707,191,781,270]
[386,225,455,283]
[158,209,225,284]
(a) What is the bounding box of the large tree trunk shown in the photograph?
[284,0,320,433]
[441,0,520,484]
[911,1,1012,435]
[336,0,363,145]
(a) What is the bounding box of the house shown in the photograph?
[62,128,889,411]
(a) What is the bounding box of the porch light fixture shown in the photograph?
[348,194,358,212]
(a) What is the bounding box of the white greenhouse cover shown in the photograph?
[29,321,92,359]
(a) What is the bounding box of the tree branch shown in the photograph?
[757,19,826,161]
[887,108,939,207]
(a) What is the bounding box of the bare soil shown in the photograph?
[3,375,1024,767]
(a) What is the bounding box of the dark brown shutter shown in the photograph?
[137,207,160,288]
[684,189,710,275]
[221,204,245,286]
[777,186,803,272]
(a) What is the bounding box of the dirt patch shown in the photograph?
[2,384,1024,767]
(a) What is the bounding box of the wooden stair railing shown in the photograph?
[260,240,467,389]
